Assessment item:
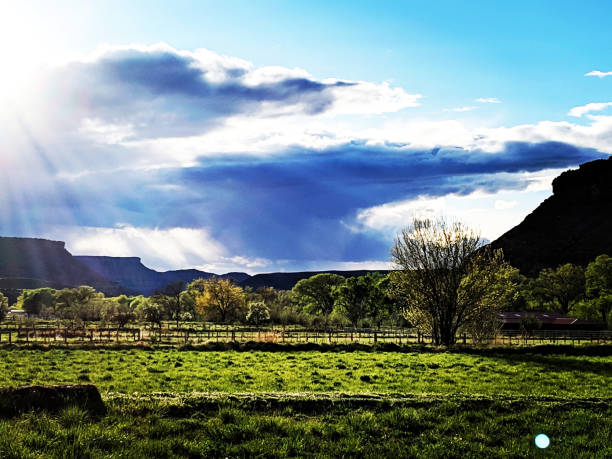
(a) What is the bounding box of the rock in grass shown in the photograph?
[0,384,106,417]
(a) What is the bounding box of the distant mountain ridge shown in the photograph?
[490,156,612,275]
[0,236,391,301]
[0,237,122,302]
[240,270,390,291]
[75,256,249,295]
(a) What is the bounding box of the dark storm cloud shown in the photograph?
[164,140,606,261]
[44,47,351,138]
[1,139,605,264]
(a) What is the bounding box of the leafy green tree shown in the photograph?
[55,286,101,321]
[246,301,270,325]
[367,273,395,327]
[268,290,304,325]
[20,288,56,316]
[0,292,8,321]
[532,264,585,313]
[333,274,385,327]
[110,295,137,327]
[292,273,345,315]
[585,254,612,298]
[136,298,163,329]
[153,281,185,327]
[570,255,612,328]
[194,278,246,323]
[458,262,519,343]
[255,286,278,305]
[390,218,516,346]
[182,278,210,320]
[499,270,530,311]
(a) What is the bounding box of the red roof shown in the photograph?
[499,311,582,325]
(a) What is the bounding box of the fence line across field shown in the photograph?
[0,323,609,346]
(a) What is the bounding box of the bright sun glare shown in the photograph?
[0,4,63,100]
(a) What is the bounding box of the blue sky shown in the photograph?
[0,1,610,273]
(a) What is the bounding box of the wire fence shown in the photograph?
[0,323,609,346]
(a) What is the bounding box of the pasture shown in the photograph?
[0,347,610,397]
[1,395,610,458]
[0,345,610,457]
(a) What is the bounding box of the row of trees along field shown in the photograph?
[1,219,611,344]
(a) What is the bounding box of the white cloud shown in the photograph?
[44,224,288,274]
[21,43,421,142]
[5,42,612,274]
[568,102,612,118]
[476,97,502,103]
[585,70,612,78]
[54,225,226,271]
[44,223,392,273]
[444,106,478,112]
[354,174,558,241]
[324,80,421,115]
[7,42,612,173]
[494,199,518,210]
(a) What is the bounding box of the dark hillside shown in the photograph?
[75,256,249,295]
[491,157,612,275]
[0,237,121,296]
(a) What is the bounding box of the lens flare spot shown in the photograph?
[535,433,550,449]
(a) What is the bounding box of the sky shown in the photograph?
[0,0,611,274]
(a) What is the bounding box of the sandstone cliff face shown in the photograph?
[490,157,612,275]
[0,237,121,296]
[75,256,249,295]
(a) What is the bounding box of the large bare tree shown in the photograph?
[390,218,515,346]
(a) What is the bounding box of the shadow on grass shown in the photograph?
[1,341,611,357]
[471,351,612,377]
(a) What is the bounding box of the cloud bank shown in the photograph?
[38,44,420,140]
[1,43,610,272]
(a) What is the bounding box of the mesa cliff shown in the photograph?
[490,157,612,275]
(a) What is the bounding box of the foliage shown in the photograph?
[584,254,612,327]
[586,254,612,298]
[390,218,516,345]
[194,278,246,323]
[19,288,57,316]
[519,315,542,332]
[245,301,270,325]
[151,281,185,327]
[292,273,345,315]
[332,273,389,327]
[529,264,585,313]
[458,256,518,344]
[135,298,163,329]
[0,292,8,322]
[108,295,137,327]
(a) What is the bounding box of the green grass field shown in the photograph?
[1,394,610,458]
[0,347,610,397]
[1,345,610,457]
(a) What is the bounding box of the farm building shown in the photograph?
[499,311,602,330]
